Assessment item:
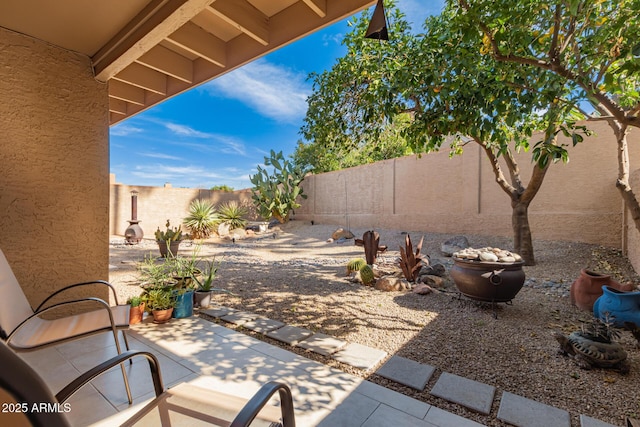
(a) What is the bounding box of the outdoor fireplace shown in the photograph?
[124,190,144,244]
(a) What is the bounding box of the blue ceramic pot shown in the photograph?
[593,285,640,327]
[172,290,194,318]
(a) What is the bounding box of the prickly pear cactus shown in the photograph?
[346,258,367,276]
[359,264,375,285]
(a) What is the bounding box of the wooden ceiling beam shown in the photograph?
[109,80,146,106]
[302,0,327,17]
[93,0,214,82]
[109,98,128,115]
[206,0,269,46]
[136,45,193,83]
[165,21,226,67]
[112,63,168,95]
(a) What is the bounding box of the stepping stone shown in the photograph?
[430,372,495,414]
[498,392,570,427]
[296,333,347,356]
[242,317,285,334]
[220,311,258,325]
[200,306,235,318]
[266,325,313,345]
[332,343,387,371]
[376,356,435,391]
[579,415,618,427]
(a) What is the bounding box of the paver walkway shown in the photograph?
[203,305,622,427]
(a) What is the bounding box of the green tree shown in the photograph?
[211,185,234,192]
[250,150,308,223]
[302,1,585,264]
[453,0,640,238]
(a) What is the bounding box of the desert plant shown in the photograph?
[211,185,234,192]
[194,259,219,291]
[217,201,248,230]
[346,258,367,276]
[355,230,387,265]
[184,199,218,239]
[250,150,308,223]
[127,296,142,307]
[399,234,427,282]
[144,288,175,311]
[154,219,185,242]
[359,264,375,285]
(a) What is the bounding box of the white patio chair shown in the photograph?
[0,249,133,403]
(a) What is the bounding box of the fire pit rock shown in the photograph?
[450,247,525,302]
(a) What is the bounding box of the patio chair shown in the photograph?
[0,340,296,427]
[0,248,133,403]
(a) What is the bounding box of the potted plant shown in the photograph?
[127,295,145,325]
[194,259,220,308]
[144,287,175,324]
[154,219,185,257]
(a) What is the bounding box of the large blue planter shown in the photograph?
[172,290,194,318]
[593,285,640,327]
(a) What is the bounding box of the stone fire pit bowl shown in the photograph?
[450,248,526,302]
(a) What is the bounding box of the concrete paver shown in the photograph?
[242,317,285,333]
[296,332,347,356]
[498,391,570,427]
[376,355,435,391]
[332,342,387,371]
[579,415,618,427]
[200,306,235,318]
[266,324,314,345]
[220,310,258,325]
[362,404,435,427]
[430,372,495,415]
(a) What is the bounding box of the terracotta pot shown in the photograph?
[151,308,173,324]
[593,285,640,327]
[450,258,525,302]
[157,240,181,258]
[129,302,145,325]
[570,269,635,311]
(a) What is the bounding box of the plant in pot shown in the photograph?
[193,258,234,309]
[144,287,175,324]
[154,219,185,258]
[127,295,145,325]
[165,251,202,318]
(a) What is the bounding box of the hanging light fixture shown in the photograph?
[364,0,389,40]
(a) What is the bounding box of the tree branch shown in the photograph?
[473,136,518,198]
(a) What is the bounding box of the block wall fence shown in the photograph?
[110,121,640,273]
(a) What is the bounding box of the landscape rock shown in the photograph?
[420,263,446,277]
[229,228,247,240]
[375,276,409,292]
[413,284,433,295]
[332,228,355,240]
[419,275,445,288]
[441,236,470,256]
[218,222,230,237]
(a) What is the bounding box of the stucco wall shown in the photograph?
[0,28,109,309]
[295,121,640,249]
[109,179,256,238]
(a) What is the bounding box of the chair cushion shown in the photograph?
[0,249,36,337]
[9,305,129,350]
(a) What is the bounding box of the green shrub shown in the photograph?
[184,199,218,239]
[359,264,375,285]
[217,201,248,230]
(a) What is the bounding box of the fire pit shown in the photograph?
[450,247,525,303]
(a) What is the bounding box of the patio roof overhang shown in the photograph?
[0,0,375,126]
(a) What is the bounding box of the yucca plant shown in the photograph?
[184,199,218,239]
[217,201,248,230]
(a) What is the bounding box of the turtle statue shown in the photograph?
[554,331,630,374]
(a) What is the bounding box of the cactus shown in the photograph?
[359,264,375,285]
[346,258,367,276]
[155,219,185,242]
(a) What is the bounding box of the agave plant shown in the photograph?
[183,199,218,239]
[217,201,248,230]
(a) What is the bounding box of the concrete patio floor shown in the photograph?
[19,316,484,427]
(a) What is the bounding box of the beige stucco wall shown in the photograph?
[109,179,256,238]
[295,121,640,249]
[0,28,109,309]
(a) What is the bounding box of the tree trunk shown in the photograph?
[512,199,535,265]
[608,121,640,234]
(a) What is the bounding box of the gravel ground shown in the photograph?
[109,221,640,427]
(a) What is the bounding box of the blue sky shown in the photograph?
[110,0,444,190]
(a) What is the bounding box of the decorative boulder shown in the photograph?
[413,284,435,295]
[332,228,355,240]
[419,275,445,288]
[419,263,446,277]
[441,236,470,257]
[218,222,231,237]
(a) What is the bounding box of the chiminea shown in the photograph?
[124,190,144,244]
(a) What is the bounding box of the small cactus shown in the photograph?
[346,258,367,276]
[359,264,375,285]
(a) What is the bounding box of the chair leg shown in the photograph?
[112,329,133,404]
[121,331,133,365]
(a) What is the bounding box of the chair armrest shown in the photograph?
[8,297,117,343]
[230,381,295,427]
[36,280,120,311]
[56,350,164,403]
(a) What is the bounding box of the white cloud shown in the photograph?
[203,59,310,123]
[165,123,211,138]
[131,163,254,188]
[139,152,184,161]
[110,124,144,137]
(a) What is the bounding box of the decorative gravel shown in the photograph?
[109,221,640,427]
